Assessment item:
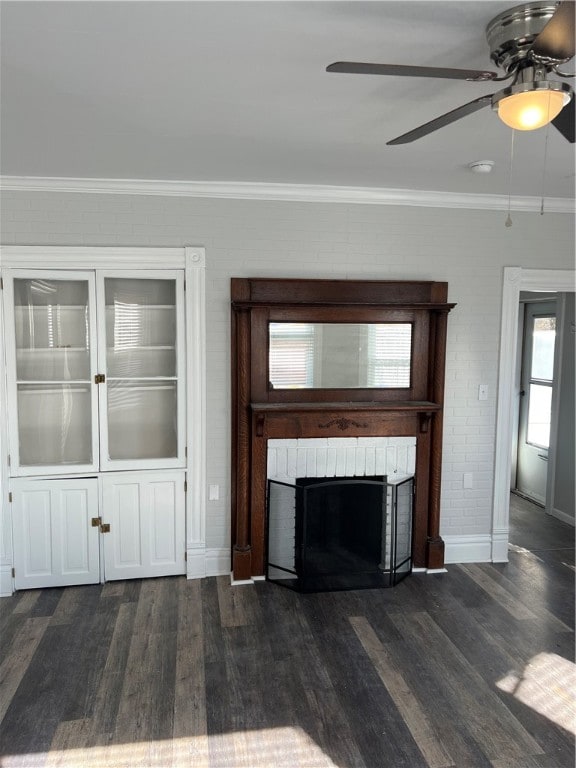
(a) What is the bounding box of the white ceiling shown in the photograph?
[1,0,575,199]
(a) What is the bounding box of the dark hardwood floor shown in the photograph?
[0,501,574,768]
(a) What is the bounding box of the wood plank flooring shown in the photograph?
[0,499,574,768]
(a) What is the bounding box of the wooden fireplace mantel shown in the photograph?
[231,278,456,582]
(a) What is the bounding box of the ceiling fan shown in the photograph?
[327,1,575,145]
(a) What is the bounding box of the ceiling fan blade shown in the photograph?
[386,95,493,145]
[326,62,498,82]
[530,1,575,61]
[552,97,575,141]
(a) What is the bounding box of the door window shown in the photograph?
[526,315,556,448]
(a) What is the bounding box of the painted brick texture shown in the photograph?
[1,191,574,550]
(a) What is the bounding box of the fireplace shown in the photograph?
[267,474,414,592]
[231,278,455,582]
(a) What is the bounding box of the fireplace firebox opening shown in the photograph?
[267,474,414,593]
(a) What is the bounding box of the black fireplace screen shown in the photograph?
[266,475,413,593]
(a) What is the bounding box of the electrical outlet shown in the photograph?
[209,484,219,501]
[463,472,474,489]
[478,384,488,401]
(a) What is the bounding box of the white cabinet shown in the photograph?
[2,262,195,590]
[11,478,100,590]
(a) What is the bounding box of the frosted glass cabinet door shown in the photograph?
[98,273,186,470]
[5,272,99,474]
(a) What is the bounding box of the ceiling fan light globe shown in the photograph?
[498,89,570,130]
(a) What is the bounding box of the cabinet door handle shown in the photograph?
[94,374,106,384]
[100,523,111,533]
[537,454,548,461]
[91,516,102,527]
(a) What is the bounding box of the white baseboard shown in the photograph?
[186,548,207,579]
[491,529,510,563]
[548,508,575,527]
[444,534,493,564]
[205,547,230,577]
[0,565,13,597]
[186,547,231,578]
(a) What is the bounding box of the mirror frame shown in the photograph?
[252,306,428,403]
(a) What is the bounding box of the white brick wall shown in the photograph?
[1,191,574,557]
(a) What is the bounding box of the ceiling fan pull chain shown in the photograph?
[505,129,515,228]
[540,97,553,215]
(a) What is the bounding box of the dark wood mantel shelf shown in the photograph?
[231,277,456,582]
[251,401,442,412]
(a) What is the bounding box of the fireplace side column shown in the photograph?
[427,308,450,570]
[232,308,253,580]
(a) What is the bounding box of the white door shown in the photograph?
[11,478,100,589]
[101,471,186,580]
[3,271,99,476]
[516,301,557,504]
[96,272,186,472]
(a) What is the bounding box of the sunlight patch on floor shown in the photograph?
[497,652,576,734]
[0,726,340,768]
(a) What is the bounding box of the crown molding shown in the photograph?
[1,175,574,213]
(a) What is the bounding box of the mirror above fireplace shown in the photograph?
[269,322,412,390]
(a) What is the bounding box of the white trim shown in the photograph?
[546,293,565,521]
[493,268,576,564]
[444,534,493,564]
[426,568,448,574]
[1,176,574,213]
[204,548,230,577]
[185,249,206,559]
[548,508,575,527]
[491,529,510,563]
[186,548,207,580]
[0,565,13,597]
[0,246,186,270]
[0,275,13,592]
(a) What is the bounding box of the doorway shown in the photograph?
[493,267,575,563]
[515,299,557,505]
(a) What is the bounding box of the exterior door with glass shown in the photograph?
[516,301,557,504]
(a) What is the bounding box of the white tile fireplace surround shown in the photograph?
[267,437,416,483]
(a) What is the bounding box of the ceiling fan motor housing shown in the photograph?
[486,1,571,72]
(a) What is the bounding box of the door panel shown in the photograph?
[12,478,100,589]
[516,301,556,504]
[102,471,186,580]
